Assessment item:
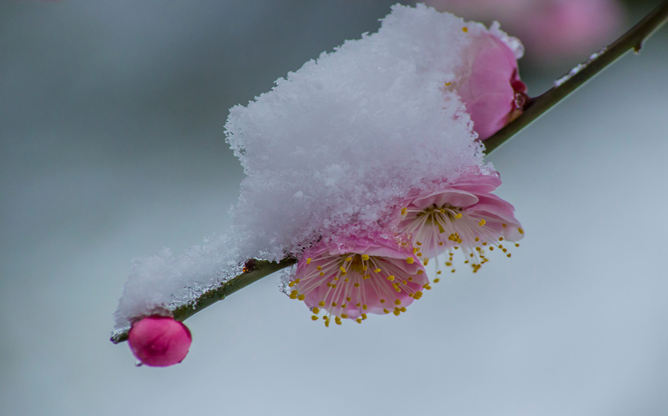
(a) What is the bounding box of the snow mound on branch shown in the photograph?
[113,4,518,333]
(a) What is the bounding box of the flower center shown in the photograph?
[416,204,462,233]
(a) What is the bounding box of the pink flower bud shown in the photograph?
[128,316,192,367]
[457,33,527,140]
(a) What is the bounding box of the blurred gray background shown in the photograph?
[1,1,667,415]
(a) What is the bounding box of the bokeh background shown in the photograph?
[1,1,667,415]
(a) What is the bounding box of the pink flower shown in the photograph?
[520,0,622,62]
[288,234,429,325]
[457,32,527,140]
[397,170,523,273]
[427,0,622,64]
[128,316,192,367]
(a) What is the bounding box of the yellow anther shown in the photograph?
[394,299,401,305]
[400,307,406,312]
[294,278,300,283]
[387,275,395,281]
[346,297,351,302]
[306,258,312,264]
[356,318,362,324]
[401,207,408,216]
[298,294,305,301]
[417,269,424,275]
[455,212,463,219]
[335,317,342,325]
[354,282,360,287]
[341,313,348,319]
[444,81,452,87]
[339,266,347,274]
[478,219,486,226]
[423,258,430,266]
[380,298,385,303]
[316,265,322,270]
[383,308,390,314]
[406,257,415,264]
[416,241,422,246]
[324,320,330,327]
[288,281,295,287]
[318,301,325,307]
[518,227,524,235]
[361,254,370,261]
[311,315,319,321]
[462,26,469,32]
[361,313,367,320]
[434,278,440,283]
[413,291,423,300]
[312,307,320,314]
[331,302,337,307]
[345,256,353,262]
[393,309,401,316]
[374,268,381,273]
[319,272,325,276]
[362,304,368,310]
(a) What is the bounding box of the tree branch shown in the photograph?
[110,1,668,344]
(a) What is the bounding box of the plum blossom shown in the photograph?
[397,170,523,275]
[288,234,429,325]
[128,316,192,367]
[427,0,622,64]
[456,31,527,140]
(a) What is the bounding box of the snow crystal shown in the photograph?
[113,4,520,332]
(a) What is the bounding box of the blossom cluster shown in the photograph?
[274,5,526,326]
[286,168,524,326]
[121,4,528,366]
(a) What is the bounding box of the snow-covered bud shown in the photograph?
[456,31,527,140]
[287,234,429,325]
[128,316,192,367]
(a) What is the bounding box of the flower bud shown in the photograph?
[457,33,527,140]
[128,316,192,367]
